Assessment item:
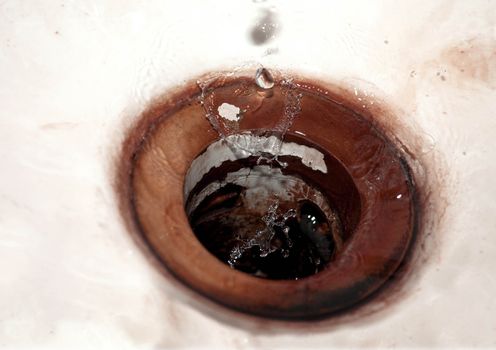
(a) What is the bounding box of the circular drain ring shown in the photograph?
[127,77,417,319]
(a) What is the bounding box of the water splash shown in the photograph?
[228,202,297,266]
[197,66,302,164]
[198,67,305,266]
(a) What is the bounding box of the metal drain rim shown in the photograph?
[123,75,418,319]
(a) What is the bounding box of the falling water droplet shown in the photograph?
[255,67,275,89]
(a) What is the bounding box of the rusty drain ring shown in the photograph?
[122,75,417,319]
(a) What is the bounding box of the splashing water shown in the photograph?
[197,66,302,164]
[188,163,341,278]
[197,66,306,268]
[228,202,297,266]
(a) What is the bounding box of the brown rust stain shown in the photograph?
[442,38,496,86]
[416,38,496,88]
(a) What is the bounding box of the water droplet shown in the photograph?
[255,67,275,89]
[250,9,279,45]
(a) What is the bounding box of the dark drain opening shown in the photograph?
[184,134,361,280]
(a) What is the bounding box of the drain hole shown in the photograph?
[125,71,419,318]
[185,135,361,280]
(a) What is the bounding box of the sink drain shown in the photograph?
[185,133,360,280]
[121,71,418,319]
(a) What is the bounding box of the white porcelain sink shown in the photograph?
[1,0,495,348]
